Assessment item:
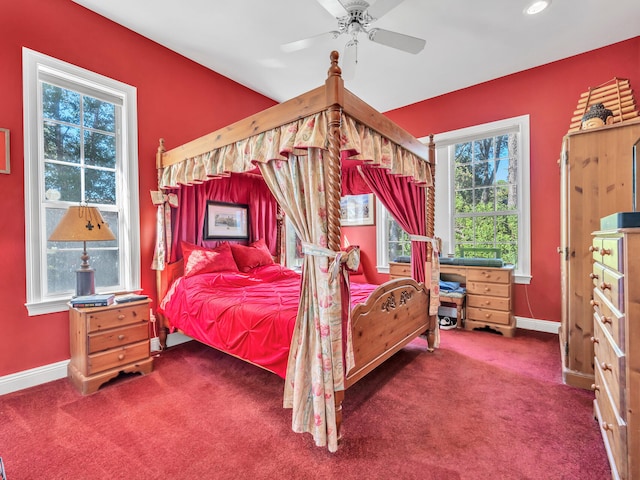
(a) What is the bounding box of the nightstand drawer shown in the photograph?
[88,323,149,354]
[87,303,149,333]
[593,288,625,347]
[466,281,510,297]
[467,295,510,311]
[87,340,150,375]
[592,318,626,412]
[466,268,510,284]
[466,306,511,325]
[597,267,624,313]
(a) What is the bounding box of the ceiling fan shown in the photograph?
[281,0,426,78]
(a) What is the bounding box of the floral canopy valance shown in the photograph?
[159,112,433,190]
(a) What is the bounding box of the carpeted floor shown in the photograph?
[0,328,610,479]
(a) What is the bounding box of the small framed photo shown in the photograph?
[340,194,375,226]
[204,201,249,240]
[0,128,9,174]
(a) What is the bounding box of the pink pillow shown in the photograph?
[231,238,274,272]
[181,241,239,277]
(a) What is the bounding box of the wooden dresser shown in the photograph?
[389,261,412,280]
[591,228,639,480]
[440,264,515,336]
[559,120,640,389]
[68,299,153,394]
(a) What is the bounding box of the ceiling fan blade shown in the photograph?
[316,0,348,18]
[368,28,426,54]
[341,40,358,81]
[366,0,405,19]
[281,30,340,53]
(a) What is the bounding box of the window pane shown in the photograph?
[47,249,81,294]
[455,189,473,213]
[454,142,472,164]
[495,158,510,183]
[455,163,473,189]
[454,217,473,242]
[495,134,510,159]
[84,130,116,168]
[44,163,81,202]
[83,96,115,132]
[90,248,119,288]
[473,138,494,161]
[474,216,495,243]
[474,187,495,212]
[473,160,494,188]
[86,168,116,204]
[42,83,80,124]
[43,122,80,163]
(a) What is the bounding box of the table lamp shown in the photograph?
[48,205,116,297]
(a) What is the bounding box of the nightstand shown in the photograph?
[68,299,153,394]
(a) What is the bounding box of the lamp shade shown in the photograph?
[49,206,116,242]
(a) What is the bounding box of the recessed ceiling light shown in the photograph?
[524,0,551,15]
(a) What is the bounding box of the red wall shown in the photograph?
[0,0,276,377]
[1,1,638,378]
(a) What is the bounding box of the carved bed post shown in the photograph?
[156,138,170,349]
[425,134,437,348]
[325,51,345,440]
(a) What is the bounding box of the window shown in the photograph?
[375,198,412,273]
[431,116,531,283]
[23,48,140,315]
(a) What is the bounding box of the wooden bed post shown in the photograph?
[325,51,345,440]
[156,138,170,349]
[425,134,438,348]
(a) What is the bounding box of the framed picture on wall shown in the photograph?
[204,201,249,240]
[0,128,9,174]
[340,194,375,226]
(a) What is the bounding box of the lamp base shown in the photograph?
[76,269,95,297]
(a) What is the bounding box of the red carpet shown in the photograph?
[0,329,610,479]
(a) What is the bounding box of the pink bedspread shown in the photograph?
[159,264,376,378]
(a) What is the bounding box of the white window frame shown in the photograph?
[375,198,412,273]
[23,48,140,315]
[430,115,531,284]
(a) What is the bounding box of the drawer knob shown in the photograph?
[118,354,125,361]
[485,313,491,319]
[589,273,599,280]
[118,314,125,320]
[590,336,599,344]
[484,287,490,293]
[599,282,611,291]
[600,362,612,372]
[118,334,125,340]
[590,299,599,307]
[601,316,612,325]
[591,384,600,392]
[602,422,613,432]
[589,245,599,253]
[601,248,612,256]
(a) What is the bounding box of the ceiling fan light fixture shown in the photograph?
[524,0,551,15]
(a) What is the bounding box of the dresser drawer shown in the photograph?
[88,322,149,354]
[467,294,510,311]
[597,267,625,313]
[87,303,149,333]
[594,362,628,477]
[590,263,605,288]
[465,268,510,284]
[389,262,411,278]
[592,237,623,271]
[592,317,626,415]
[466,281,510,298]
[593,288,625,351]
[466,306,511,325]
[87,340,150,375]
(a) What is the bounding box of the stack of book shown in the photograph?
[70,293,115,308]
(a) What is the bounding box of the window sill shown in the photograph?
[25,298,71,316]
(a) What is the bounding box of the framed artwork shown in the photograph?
[340,194,375,226]
[204,201,249,240]
[0,128,9,174]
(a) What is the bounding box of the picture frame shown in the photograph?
[340,194,375,226]
[0,128,9,174]
[204,201,249,240]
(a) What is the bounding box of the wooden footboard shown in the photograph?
[345,278,434,388]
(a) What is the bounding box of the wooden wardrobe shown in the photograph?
[559,119,640,389]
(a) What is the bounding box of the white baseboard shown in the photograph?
[0,360,69,396]
[515,316,560,334]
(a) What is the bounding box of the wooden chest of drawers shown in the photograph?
[389,261,412,280]
[68,299,153,394]
[440,264,515,336]
[591,228,640,479]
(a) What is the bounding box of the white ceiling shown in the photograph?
[72,0,640,112]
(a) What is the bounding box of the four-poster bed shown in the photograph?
[153,51,438,452]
